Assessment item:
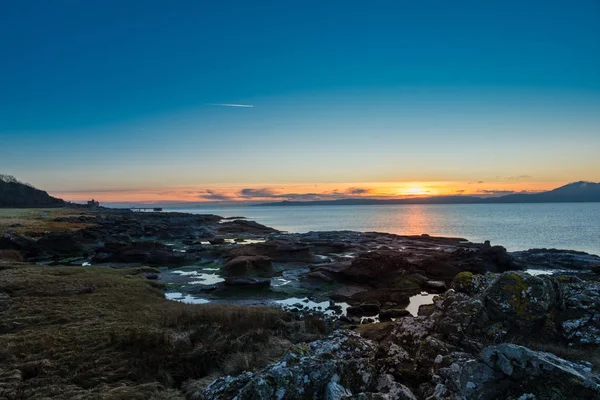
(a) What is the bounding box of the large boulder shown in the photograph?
[222,255,273,277]
[433,271,567,342]
[483,271,563,332]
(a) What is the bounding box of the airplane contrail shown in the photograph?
[208,103,254,108]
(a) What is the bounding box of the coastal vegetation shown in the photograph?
[0,259,324,399]
[0,175,64,208]
[0,208,93,236]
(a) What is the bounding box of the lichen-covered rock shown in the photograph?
[196,331,381,399]
[430,344,600,399]
[450,271,489,296]
[559,277,600,345]
[483,272,563,332]
[480,344,600,398]
[392,315,435,349]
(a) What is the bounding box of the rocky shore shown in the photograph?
[1,208,599,399]
[195,269,600,399]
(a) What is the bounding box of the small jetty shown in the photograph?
[130,207,163,212]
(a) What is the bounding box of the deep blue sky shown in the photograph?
[1,0,599,198]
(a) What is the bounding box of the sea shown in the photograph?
[164,203,600,256]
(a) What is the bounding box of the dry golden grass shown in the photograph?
[0,262,296,399]
[0,208,95,236]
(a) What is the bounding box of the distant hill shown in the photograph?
[256,181,600,206]
[489,181,600,203]
[0,175,65,208]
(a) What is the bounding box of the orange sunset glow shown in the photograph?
[50,180,566,204]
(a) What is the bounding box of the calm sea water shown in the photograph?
[165,203,600,256]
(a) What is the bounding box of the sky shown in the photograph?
[1,0,599,204]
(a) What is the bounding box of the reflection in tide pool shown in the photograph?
[170,270,225,285]
[406,293,436,317]
[276,294,437,319]
[275,297,350,316]
[165,292,210,304]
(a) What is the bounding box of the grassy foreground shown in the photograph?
[0,260,308,400]
[0,208,94,236]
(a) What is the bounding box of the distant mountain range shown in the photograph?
[256,181,600,206]
[0,174,65,208]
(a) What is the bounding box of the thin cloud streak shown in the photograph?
[207,103,254,108]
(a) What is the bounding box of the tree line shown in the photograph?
[0,175,65,208]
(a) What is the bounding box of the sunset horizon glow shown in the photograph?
[50,180,568,205]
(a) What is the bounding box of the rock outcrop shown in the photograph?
[191,270,600,399]
[511,248,600,271]
[192,331,419,400]
[227,240,316,263]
